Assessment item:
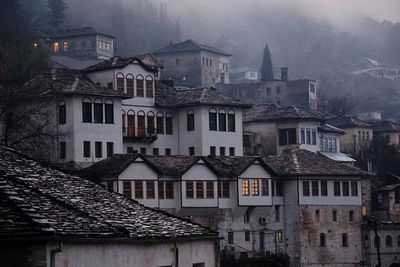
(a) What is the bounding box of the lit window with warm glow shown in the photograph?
[63,41,68,52]
[53,42,59,53]
[242,179,250,196]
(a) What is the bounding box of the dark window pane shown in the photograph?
[219,113,226,131]
[303,181,310,196]
[59,103,66,124]
[82,102,92,123]
[187,113,195,131]
[228,113,235,132]
[59,141,66,159]
[146,181,155,199]
[135,181,143,199]
[94,102,103,123]
[106,142,114,157]
[83,141,90,158]
[321,181,328,196]
[105,103,114,123]
[95,142,102,158]
[209,111,217,131]
[166,115,173,135]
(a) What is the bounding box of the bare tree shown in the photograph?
[324,96,357,116]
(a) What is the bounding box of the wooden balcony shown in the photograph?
[123,127,158,143]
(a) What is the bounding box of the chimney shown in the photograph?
[281,67,288,81]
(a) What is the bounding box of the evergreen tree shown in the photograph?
[47,0,67,30]
[260,43,274,82]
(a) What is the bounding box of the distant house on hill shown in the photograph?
[154,39,231,88]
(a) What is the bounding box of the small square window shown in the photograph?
[189,147,195,156]
[165,148,171,155]
[140,147,147,155]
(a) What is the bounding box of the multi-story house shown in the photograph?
[230,67,259,83]
[23,69,127,167]
[221,67,318,110]
[80,148,370,266]
[154,39,231,88]
[327,116,373,159]
[243,104,324,156]
[371,120,400,147]
[84,55,249,156]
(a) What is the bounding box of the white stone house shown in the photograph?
[0,146,218,267]
[84,57,250,157]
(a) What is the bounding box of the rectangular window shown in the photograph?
[105,102,114,124]
[126,78,134,96]
[306,129,311,144]
[219,112,226,131]
[251,180,259,196]
[342,234,348,247]
[165,148,171,155]
[145,80,154,98]
[140,147,147,155]
[311,129,317,145]
[321,181,328,196]
[349,210,354,222]
[147,116,155,135]
[95,141,102,158]
[187,112,195,131]
[82,101,92,123]
[116,78,124,93]
[343,181,350,196]
[106,142,114,157]
[186,181,194,198]
[278,128,297,146]
[218,181,230,198]
[229,147,235,156]
[210,146,216,156]
[153,148,159,155]
[315,209,320,223]
[245,231,250,242]
[127,147,134,154]
[189,147,195,156]
[59,103,66,124]
[206,181,214,199]
[196,181,204,199]
[261,180,269,196]
[157,116,164,134]
[220,147,226,156]
[351,181,358,196]
[242,179,250,196]
[158,181,165,199]
[53,42,59,53]
[146,181,155,199]
[83,141,91,158]
[332,210,337,222]
[123,181,131,198]
[134,181,143,199]
[275,205,280,222]
[300,128,305,144]
[312,181,319,196]
[228,231,234,244]
[94,102,103,123]
[209,112,217,131]
[303,181,310,196]
[228,113,235,132]
[334,181,341,196]
[166,116,173,135]
[165,181,174,199]
[59,141,66,159]
[137,79,144,97]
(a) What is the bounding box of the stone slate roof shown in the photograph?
[80,150,368,180]
[318,124,345,134]
[154,39,231,56]
[24,69,129,99]
[49,27,114,39]
[243,104,324,123]
[327,116,372,129]
[156,85,252,108]
[84,55,159,73]
[49,55,103,70]
[262,149,370,177]
[0,147,216,241]
[371,120,400,133]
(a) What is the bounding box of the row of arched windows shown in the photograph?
[208,108,236,132]
[122,110,173,137]
[366,234,400,249]
[81,98,114,124]
[116,73,154,98]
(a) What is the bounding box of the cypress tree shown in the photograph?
[47,0,67,30]
[260,43,274,81]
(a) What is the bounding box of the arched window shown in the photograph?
[228,109,235,132]
[127,110,135,137]
[126,74,134,97]
[374,235,381,248]
[116,73,124,93]
[320,233,326,247]
[386,235,393,247]
[82,97,92,123]
[364,235,369,249]
[136,75,144,97]
[156,112,164,134]
[209,108,217,131]
[122,110,126,133]
[58,101,66,124]
[187,110,194,131]
[147,111,155,135]
[105,99,114,124]
[218,108,226,131]
[94,98,103,123]
[145,76,154,98]
[137,111,146,137]
[342,233,348,247]
[166,112,173,135]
